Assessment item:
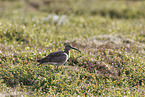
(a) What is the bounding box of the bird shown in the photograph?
[37,44,81,71]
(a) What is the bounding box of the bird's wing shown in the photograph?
[37,51,67,63]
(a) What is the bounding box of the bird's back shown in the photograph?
[37,51,68,65]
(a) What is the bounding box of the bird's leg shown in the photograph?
[52,66,58,73]
[56,66,58,72]
[52,69,54,73]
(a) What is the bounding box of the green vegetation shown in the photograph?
[0,0,145,96]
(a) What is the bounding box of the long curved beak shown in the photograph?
[71,47,81,53]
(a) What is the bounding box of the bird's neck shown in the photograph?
[64,49,70,57]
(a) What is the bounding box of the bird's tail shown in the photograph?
[37,59,42,66]
[37,59,41,62]
[37,63,42,66]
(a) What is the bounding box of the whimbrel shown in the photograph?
[37,44,81,71]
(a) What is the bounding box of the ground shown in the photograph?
[0,0,145,96]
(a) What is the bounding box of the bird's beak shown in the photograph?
[71,47,81,53]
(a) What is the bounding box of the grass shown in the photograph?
[0,0,145,96]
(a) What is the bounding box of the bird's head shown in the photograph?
[65,44,81,52]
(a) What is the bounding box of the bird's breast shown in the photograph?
[63,53,69,61]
